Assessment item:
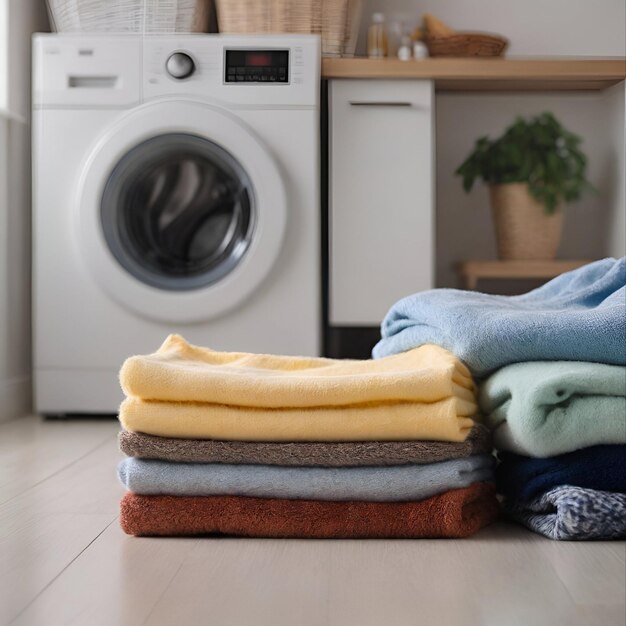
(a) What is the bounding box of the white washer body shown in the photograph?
[32,34,321,414]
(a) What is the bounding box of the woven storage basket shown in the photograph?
[490,183,563,260]
[46,0,213,33]
[426,33,508,57]
[215,0,361,56]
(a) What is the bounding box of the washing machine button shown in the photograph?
[166,52,195,79]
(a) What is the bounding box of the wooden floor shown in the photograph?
[0,416,624,626]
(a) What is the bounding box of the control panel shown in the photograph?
[33,34,320,108]
[225,50,289,83]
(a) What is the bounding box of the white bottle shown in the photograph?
[398,35,412,61]
[413,40,428,60]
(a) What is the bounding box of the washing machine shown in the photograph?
[32,34,321,415]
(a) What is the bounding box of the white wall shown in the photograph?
[357,0,626,288]
[605,82,626,257]
[1,0,49,119]
[0,2,7,114]
[0,115,32,420]
[435,92,620,287]
[0,0,48,421]
[357,0,626,57]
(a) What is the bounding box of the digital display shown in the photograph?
[225,49,289,83]
[246,52,272,66]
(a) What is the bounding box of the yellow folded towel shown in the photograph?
[118,335,477,442]
[121,334,475,406]
[119,396,477,442]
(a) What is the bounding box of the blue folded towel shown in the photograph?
[496,445,626,502]
[373,257,626,377]
[117,455,494,502]
[505,485,626,540]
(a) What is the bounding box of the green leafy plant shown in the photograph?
[456,112,593,214]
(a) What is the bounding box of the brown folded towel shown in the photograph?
[118,424,492,467]
[120,482,499,538]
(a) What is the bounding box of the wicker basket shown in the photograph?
[215,0,361,56]
[46,0,214,33]
[426,32,508,57]
[490,183,563,260]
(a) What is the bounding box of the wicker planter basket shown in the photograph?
[215,0,362,56]
[426,33,508,57]
[490,183,563,260]
[46,0,214,33]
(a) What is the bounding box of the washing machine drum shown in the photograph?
[79,101,287,323]
[101,133,255,291]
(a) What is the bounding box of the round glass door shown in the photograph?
[101,133,255,291]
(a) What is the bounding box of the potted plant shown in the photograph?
[456,112,593,260]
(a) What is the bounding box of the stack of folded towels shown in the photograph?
[117,334,498,538]
[480,362,626,540]
[374,256,626,540]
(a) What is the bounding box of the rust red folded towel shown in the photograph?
[120,482,499,538]
[118,425,492,467]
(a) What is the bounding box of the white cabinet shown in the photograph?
[328,79,434,326]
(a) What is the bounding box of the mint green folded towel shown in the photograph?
[479,361,626,457]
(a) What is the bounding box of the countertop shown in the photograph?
[322,57,626,91]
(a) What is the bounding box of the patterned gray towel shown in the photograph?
[505,485,626,540]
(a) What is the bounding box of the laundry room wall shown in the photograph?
[605,82,626,258]
[0,0,49,421]
[357,0,626,288]
[357,0,626,58]
[434,91,624,288]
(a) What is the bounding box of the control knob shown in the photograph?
[166,52,195,79]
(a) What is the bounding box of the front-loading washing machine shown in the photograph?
[32,34,321,415]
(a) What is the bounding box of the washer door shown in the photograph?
[78,100,287,323]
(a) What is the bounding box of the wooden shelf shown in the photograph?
[457,259,592,290]
[322,58,626,91]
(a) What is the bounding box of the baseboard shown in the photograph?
[0,375,32,422]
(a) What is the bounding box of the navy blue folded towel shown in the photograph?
[373,257,626,377]
[496,445,626,502]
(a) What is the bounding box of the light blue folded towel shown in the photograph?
[373,257,626,377]
[117,455,494,501]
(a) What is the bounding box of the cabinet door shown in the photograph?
[329,79,434,326]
